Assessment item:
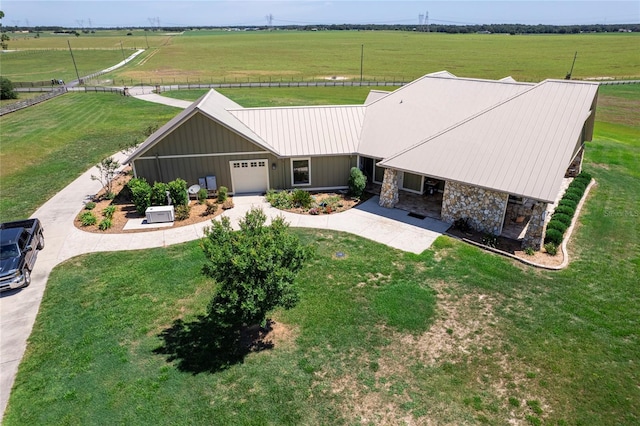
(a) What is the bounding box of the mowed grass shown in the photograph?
[103,31,640,83]
[4,85,639,425]
[0,93,179,222]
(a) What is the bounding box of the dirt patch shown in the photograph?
[275,192,371,216]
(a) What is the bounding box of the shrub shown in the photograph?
[454,217,472,233]
[266,189,292,209]
[91,157,120,199]
[98,218,112,231]
[553,205,575,217]
[546,220,568,234]
[84,202,96,210]
[128,177,152,215]
[564,188,584,199]
[175,204,191,221]
[577,171,592,182]
[348,167,366,198]
[168,178,189,206]
[524,247,535,256]
[558,199,577,210]
[544,242,558,256]
[544,229,563,246]
[0,77,17,100]
[222,199,234,210]
[80,211,97,226]
[197,188,208,204]
[217,186,228,203]
[291,188,312,208]
[568,180,587,193]
[150,182,169,206]
[553,213,573,227]
[481,233,498,248]
[562,192,582,203]
[102,205,116,219]
[204,201,218,216]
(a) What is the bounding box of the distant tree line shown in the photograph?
[4,23,639,34]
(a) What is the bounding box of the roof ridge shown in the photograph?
[230,104,365,112]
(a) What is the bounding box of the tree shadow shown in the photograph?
[153,316,275,374]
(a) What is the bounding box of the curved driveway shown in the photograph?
[0,92,450,419]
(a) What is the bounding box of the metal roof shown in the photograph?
[379,79,599,202]
[228,105,365,157]
[358,75,535,159]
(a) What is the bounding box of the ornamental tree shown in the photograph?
[201,208,310,330]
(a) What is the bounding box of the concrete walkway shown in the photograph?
[0,150,449,418]
[128,85,192,108]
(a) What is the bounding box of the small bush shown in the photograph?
[546,220,568,234]
[85,202,96,210]
[266,189,292,209]
[150,182,169,206]
[222,199,234,210]
[564,187,584,198]
[217,186,228,203]
[562,192,582,203]
[204,201,218,216]
[292,188,313,208]
[524,247,535,256]
[454,217,472,233]
[98,218,112,231]
[348,167,366,198]
[481,233,498,248]
[128,177,152,215]
[168,178,189,206]
[553,205,575,217]
[80,212,97,226]
[577,171,592,182]
[568,180,587,193]
[558,199,577,210]
[553,213,573,227]
[544,229,563,246]
[102,205,116,219]
[197,188,208,204]
[175,204,191,221]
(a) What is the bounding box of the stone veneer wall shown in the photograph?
[441,181,508,235]
[521,200,548,250]
[565,146,584,178]
[379,168,399,208]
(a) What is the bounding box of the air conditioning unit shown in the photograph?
[145,206,175,223]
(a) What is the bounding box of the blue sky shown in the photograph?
[2,1,638,28]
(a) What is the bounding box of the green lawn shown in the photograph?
[3,85,639,425]
[0,93,179,222]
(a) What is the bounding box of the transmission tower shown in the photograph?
[418,13,424,29]
[265,13,274,28]
[426,11,429,33]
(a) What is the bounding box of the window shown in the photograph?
[291,158,311,186]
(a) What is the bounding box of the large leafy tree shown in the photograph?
[202,208,309,330]
[0,76,17,99]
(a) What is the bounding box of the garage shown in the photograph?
[229,159,269,194]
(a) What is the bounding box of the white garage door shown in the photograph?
[230,159,269,194]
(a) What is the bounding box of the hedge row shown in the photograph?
[544,171,592,246]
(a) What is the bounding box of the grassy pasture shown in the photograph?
[0,93,178,222]
[3,85,639,425]
[5,30,638,85]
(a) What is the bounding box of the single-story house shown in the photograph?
[126,71,598,250]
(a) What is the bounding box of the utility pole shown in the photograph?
[68,40,81,84]
[426,11,429,33]
[360,44,364,82]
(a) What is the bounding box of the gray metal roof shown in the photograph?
[358,75,535,159]
[228,105,365,156]
[379,79,599,202]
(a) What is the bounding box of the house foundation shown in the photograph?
[379,169,399,208]
[441,181,508,235]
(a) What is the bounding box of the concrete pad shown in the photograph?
[123,218,174,231]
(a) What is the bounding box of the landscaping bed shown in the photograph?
[74,169,226,233]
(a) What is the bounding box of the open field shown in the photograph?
[0,93,178,222]
[3,85,639,425]
[4,31,639,85]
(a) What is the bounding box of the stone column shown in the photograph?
[521,200,548,251]
[379,168,399,208]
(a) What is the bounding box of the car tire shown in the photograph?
[24,269,31,287]
[37,233,45,250]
